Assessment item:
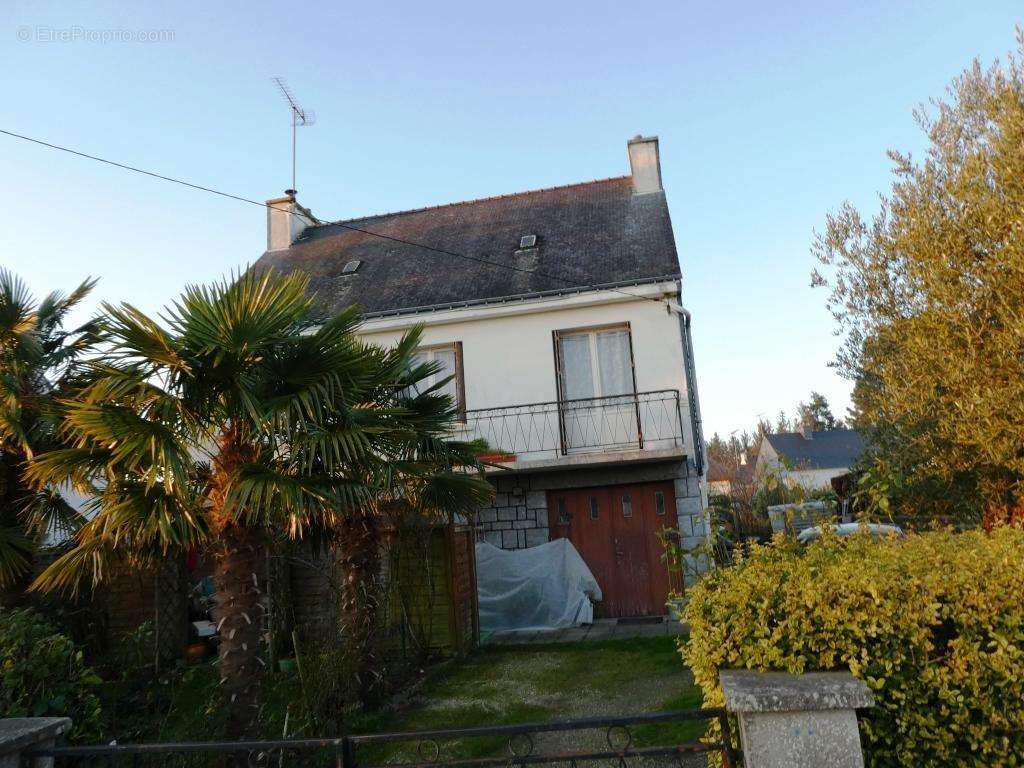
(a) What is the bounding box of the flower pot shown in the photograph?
[186,642,207,664]
[480,452,516,463]
[278,658,296,673]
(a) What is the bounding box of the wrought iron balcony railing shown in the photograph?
[459,389,685,462]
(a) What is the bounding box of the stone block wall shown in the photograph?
[475,484,550,550]
[475,458,711,575]
[673,472,712,575]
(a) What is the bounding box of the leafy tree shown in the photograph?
[813,35,1024,521]
[774,410,792,434]
[707,431,750,467]
[28,270,490,737]
[0,269,95,593]
[0,608,104,741]
[796,391,843,431]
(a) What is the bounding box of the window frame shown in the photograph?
[412,341,467,422]
[552,322,639,403]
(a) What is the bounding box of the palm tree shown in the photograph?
[334,356,494,702]
[0,269,96,595]
[29,269,491,737]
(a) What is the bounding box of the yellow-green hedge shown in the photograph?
[682,527,1024,767]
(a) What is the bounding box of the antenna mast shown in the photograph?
[271,77,316,193]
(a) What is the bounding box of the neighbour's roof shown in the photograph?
[706,455,759,485]
[763,429,866,470]
[254,176,681,317]
[706,457,728,483]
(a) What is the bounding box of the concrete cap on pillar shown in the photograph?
[719,670,875,713]
[0,718,72,756]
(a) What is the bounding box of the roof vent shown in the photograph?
[342,259,362,275]
[519,234,538,249]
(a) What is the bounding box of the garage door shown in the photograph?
[547,481,679,618]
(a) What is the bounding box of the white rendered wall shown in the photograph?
[355,282,694,457]
[781,468,848,490]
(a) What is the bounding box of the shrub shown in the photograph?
[0,607,105,741]
[681,527,1024,767]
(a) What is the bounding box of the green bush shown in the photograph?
[0,607,105,741]
[681,527,1024,767]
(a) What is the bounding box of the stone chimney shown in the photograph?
[800,423,813,440]
[266,190,315,252]
[627,135,663,195]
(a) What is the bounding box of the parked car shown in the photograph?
[797,522,904,543]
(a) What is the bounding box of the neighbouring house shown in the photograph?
[707,458,730,496]
[256,135,710,619]
[706,452,759,498]
[756,425,866,490]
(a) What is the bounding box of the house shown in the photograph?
[707,457,730,497]
[756,426,866,490]
[707,452,759,498]
[255,135,710,619]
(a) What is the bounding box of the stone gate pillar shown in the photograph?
[0,718,71,768]
[719,670,874,768]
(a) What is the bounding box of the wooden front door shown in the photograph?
[547,482,678,617]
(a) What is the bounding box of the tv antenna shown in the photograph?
[271,76,316,193]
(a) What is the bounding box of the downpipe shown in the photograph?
[666,296,705,478]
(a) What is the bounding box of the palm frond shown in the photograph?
[25,447,113,494]
[30,532,116,596]
[101,302,186,372]
[61,399,192,492]
[168,268,315,357]
[0,268,38,352]
[414,471,495,518]
[292,415,375,473]
[93,478,208,549]
[35,277,98,337]
[18,486,88,540]
[226,463,367,535]
[0,525,34,588]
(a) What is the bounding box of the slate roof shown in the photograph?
[707,455,759,485]
[254,176,681,317]
[763,429,866,470]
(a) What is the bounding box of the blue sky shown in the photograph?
[2,1,1020,438]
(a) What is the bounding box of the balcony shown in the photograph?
[459,389,686,472]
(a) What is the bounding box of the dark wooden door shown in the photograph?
[548,481,677,617]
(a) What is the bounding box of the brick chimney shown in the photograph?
[266,190,315,252]
[627,135,663,195]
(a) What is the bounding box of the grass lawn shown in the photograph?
[351,636,705,762]
[110,635,704,755]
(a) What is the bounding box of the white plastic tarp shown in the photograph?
[475,538,602,632]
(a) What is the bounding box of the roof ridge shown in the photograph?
[310,175,634,230]
[772,428,858,437]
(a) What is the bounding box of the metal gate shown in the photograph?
[25,710,739,768]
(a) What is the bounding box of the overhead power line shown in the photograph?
[0,128,679,309]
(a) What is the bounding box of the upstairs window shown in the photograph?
[555,325,636,402]
[407,342,466,419]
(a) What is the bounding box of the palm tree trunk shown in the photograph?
[213,523,265,740]
[210,426,265,740]
[338,508,382,704]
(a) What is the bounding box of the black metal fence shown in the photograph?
[461,390,685,461]
[25,710,739,768]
